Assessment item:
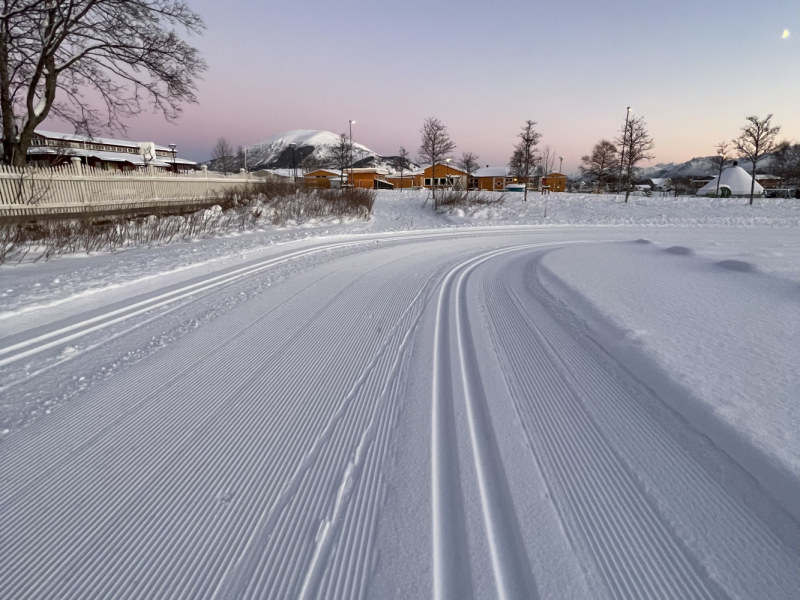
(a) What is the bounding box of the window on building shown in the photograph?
[424,178,432,186]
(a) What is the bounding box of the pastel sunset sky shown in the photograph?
[43,0,800,172]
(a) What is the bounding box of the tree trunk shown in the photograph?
[749,160,756,205]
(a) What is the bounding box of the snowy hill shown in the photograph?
[572,153,779,182]
[245,130,376,170]
[633,154,776,180]
[205,129,418,173]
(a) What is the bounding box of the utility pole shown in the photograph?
[617,107,631,195]
[289,143,297,180]
[559,156,563,173]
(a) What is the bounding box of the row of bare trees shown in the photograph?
[416,117,554,204]
[580,112,794,205]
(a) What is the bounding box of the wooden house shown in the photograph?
[542,172,567,192]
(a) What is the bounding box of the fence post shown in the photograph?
[71,157,87,204]
[202,165,209,198]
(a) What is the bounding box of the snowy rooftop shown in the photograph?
[34,129,175,152]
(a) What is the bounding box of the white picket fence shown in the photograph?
[0,163,258,217]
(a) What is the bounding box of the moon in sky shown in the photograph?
[782,29,790,38]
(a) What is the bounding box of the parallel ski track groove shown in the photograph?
[519,256,797,597]
[1,244,437,599]
[431,243,563,600]
[482,249,719,599]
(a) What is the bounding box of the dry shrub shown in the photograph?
[0,183,377,264]
[435,190,506,211]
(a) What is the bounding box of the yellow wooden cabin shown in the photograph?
[542,172,567,192]
[304,168,340,189]
[346,168,392,189]
[420,163,467,189]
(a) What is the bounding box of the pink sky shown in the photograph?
[43,0,799,173]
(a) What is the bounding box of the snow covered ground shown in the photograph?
[1,191,798,599]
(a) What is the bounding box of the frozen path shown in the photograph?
[1,228,797,599]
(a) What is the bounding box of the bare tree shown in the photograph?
[211,138,232,174]
[733,114,781,204]
[301,152,325,175]
[538,145,556,176]
[0,0,206,166]
[579,140,618,186]
[418,117,455,203]
[771,140,800,186]
[328,133,352,185]
[396,146,411,191]
[615,116,655,203]
[508,120,540,201]
[711,141,729,197]
[457,151,480,192]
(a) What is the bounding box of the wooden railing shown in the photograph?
[0,162,258,217]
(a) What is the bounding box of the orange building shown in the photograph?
[542,172,567,192]
[346,168,393,189]
[472,167,514,191]
[420,163,467,189]
[386,169,424,189]
[304,168,340,189]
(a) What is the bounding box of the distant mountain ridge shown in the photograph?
[206,129,418,173]
[580,153,778,181]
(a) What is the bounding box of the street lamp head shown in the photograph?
[350,120,356,125]
[627,106,631,112]
[168,143,177,151]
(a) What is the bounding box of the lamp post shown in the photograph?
[349,120,356,187]
[714,151,726,198]
[558,156,563,173]
[289,143,297,181]
[616,107,631,195]
[445,158,451,189]
[168,143,177,173]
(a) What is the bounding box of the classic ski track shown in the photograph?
[513,254,798,598]
[483,257,716,600]
[0,241,442,599]
[431,242,566,600]
[3,232,795,600]
[479,248,795,599]
[0,239,369,368]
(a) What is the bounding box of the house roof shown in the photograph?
[473,167,509,177]
[26,146,183,167]
[754,174,780,180]
[649,178,672,185]
[34,129,175,152]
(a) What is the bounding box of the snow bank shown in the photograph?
[538,237,800,520]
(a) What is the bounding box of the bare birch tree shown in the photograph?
[579,140,618,186]
[0,0,207,166]
[615,116,655,203]
[396,146,411,191]
[538,145,556,176]
[711,141,729,197]
[508,120,540,201]
[457,151,480,192]
[328,133,352,185]
[732,114,781,205]
[211,137,232,174]
[418,117,455,204]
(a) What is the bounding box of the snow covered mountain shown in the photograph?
[205,130,417,173]
[245,130,376,170]
[632,154,775,180]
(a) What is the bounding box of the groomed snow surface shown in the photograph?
[1,191,798,599]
